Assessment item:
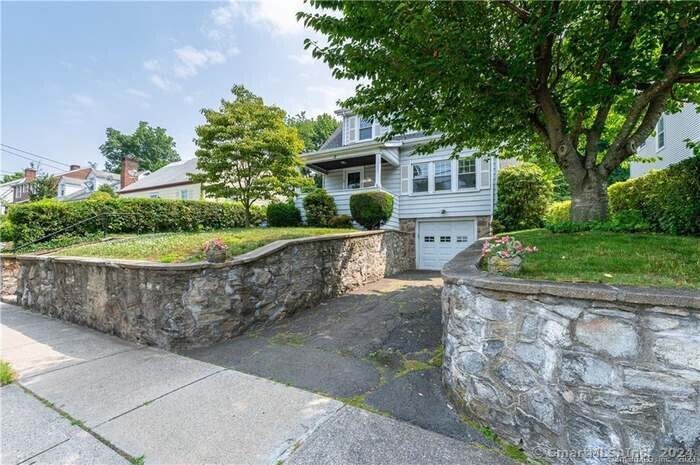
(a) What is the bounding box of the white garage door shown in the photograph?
[418,219,476,270]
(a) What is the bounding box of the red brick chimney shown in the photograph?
[69,164,81,171]
[120,155,139,188]
[24,166,37,182]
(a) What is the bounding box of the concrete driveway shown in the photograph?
[1,275,515,465]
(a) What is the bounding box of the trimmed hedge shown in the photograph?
[266,202,302,227]
[303,189,337,227]
[544,200,571,225]
[608,157,699,235]
[7,197,265,245]
[349,191,394,230]
[494,163,553,232]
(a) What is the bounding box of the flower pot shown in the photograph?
[487,255,522,275]
[205,249,227,263]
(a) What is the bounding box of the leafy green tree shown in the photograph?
[29,174,59,201]
[1,172,23,183]
[100,121,180,173]
[286,112,339,152]
[190,86,308,226]
[95,183,117,197]
[300,1,700,222]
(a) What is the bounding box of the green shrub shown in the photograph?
[544,200,571,224]
[303,189,337,227]
[328,214,353,229]
[89,191,114,202]
[0,217,15,242]
[494,163,553,232]
[266,202,302,227]
[96,184,117,197]
[349,192,394,230]
[608,157,699,235]
[6,197,265,246]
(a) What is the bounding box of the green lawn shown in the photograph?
[505,229,700,289]
[55,228,355,263]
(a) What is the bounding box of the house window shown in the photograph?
[656,116,665,151]
[346,170,362,189]
[456,236,469,243]
[424,236,435,242]
[440,236,451,243]
[412,163,429,193]
[359,119,373,140]
[180,189,189,200]
[434,160,452,191]
[458,159,476,189]
[149,192,160,198]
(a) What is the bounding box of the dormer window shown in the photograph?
[359,119,373,140]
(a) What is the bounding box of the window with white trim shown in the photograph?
[656,116,665,151]
[359,118,373,140]
[412,163,429,193]
[424,236,435,242]
[440,236,451,243]
[149,192,160,198]
[180,189,190,200]
[456,236,470,243]
[458,159,476,189]
[434,160,452,191]
[346,169,362,189]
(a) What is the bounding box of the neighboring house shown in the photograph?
[118,158,202,200]
[0,176,26,214]
[295,110,498,270]
[56,165,120,201]
[631,103,699,178]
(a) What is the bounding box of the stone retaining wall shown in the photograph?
[2,230,413,349]
[442,241,700,464]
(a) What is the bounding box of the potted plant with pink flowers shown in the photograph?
[202,239,228,263]
[481,236,537,275]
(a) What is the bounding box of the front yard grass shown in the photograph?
[507,229,699,289]
[54,227,355,263]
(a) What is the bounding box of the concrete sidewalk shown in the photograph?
[1,302,513,465]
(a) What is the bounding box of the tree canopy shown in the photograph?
[190,85,308,225]
[300,1,699,221]
[100,121,180,173]
[1,172,23,183]
[29,174,58,201]
[286,111,339,152]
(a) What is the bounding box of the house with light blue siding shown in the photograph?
[295,110,498,270]
[631,103,699,178]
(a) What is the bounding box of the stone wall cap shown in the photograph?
[7,230,404,271]
[442,239,700,310]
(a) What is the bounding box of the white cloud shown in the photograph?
[150,74,181,92]
[143,59,161,71]
[210,0,308,36]
[288,52,314,65]
[174,46,227,78]
[125,88,152,99]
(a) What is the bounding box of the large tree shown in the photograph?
[300,1,699,221]
[286,111,339,152]
[100,121,180,173]
[190,85,307,226]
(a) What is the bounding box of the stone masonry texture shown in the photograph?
[4,231,413,349]
[442,242,700,465]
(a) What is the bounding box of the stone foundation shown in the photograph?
[442,242,700,464]
[5,231,413,349]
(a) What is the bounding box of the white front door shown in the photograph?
[418,219,476,270]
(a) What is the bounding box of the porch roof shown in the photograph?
[302,141,401,173]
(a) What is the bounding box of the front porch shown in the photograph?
[297,144,402,229]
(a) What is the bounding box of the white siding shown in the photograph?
[120,183,203,200]
[399,146,493,219]
[631,103,699,178]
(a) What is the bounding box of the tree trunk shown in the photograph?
[243,201,251,228]
[569,173,608,222]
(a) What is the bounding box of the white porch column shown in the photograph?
[375,152,382,188]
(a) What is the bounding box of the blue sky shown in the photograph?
[1,1,353,175]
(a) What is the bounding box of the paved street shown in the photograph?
[1,282,514,465]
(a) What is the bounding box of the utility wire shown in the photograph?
[1,148,66,172]
[0,143,72,168]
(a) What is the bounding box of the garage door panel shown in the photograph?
[418,220,475,270]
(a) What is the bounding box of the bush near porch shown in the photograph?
[350,191,394,230]
[4,197,266,246]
